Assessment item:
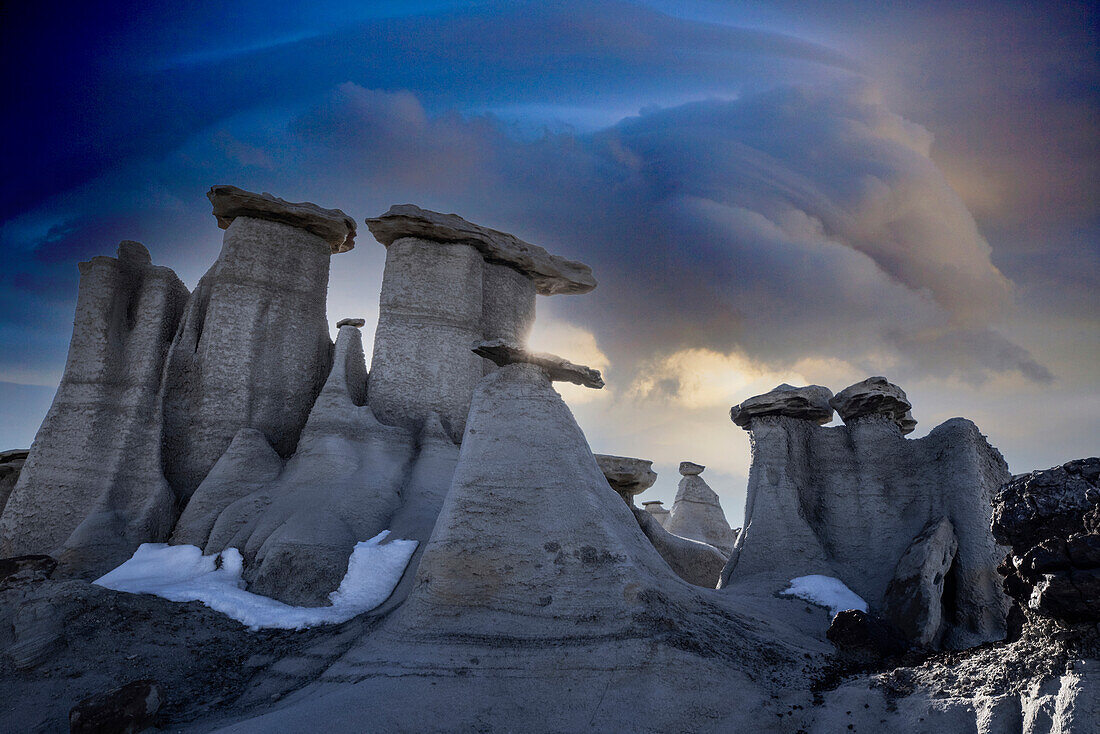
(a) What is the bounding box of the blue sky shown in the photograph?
[2,1,1096,520]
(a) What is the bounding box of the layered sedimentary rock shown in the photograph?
[724,379,1011,648]
[365,207,594,440]
[665,463,738,554]
[992,458,1100,626]
[0,450,29,516]
[161,187,352,499]
[730,383,833,428]
[202,325,415,606]
[0,242,188,575]
[831,376,916,435]
[595,454,657,505]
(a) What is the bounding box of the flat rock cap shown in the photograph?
[336,317,366,328]
[830,376,915,434]
[679,461,705,476]
[594,454,658,495]
[730,383,834,429]
[366,204,596,296]
[473,339,604,389]
[208,185,356,253]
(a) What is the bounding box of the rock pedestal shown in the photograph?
[364,205,596,441]
[642,500,671,527]
[161,188,354,499]
[0,242,188,575]
[724,379,1011,648]
[665,463,738,554]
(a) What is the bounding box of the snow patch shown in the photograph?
[781,575,868,616]
[94,531,417,630]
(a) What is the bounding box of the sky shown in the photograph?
[2,0,1097,524]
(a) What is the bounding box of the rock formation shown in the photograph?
[0,242,189,575]
[992,457,1100,627]
[0,449,28,516]
[641,500,671,527]
[724,380,1011,649]
[474,339,605,388]
[830,375,916,434]
[594,454,657,504]
[631,504,728,587]
[883,516,958,647]
[161,187,353,499]
[364,205,595,441]
[729,383,833,428]
[665,462,738,554]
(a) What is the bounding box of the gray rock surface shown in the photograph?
[207,185,356,253]
[666,466,738,554]
[365,204,596,295]
[729,383,834,429]
[831,376,916,434]
[0,450,28,517]
[679,460,705,475]
[161,212,340,500]
[203,325,415,606]
[884,517,959,648]
[595,454,658,504]
[631,505,728,587]
[473,339,605,388]
[723,414,1011,648]
[0,242,189,575]
[642,500,671,527]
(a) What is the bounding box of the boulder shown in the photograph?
[679,461,705,475]
[883,517,958,648]
[69,680,162,734]
[207,184,355,252]
[830,376,916,434]
[665,465,737,554]
[336,317,366,328]
[365,204,596,295]
[826,609,908,664]
[0,242,189,575]
[991,457,1100,626]
[473,339,605,388]
[729,383,833,429]
[595,454,657,504]
[161,190,345,499]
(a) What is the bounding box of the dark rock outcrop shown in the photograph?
[826,609,907,664]
[69,679,163,734]
[991,457,1100,626]
[0,449,28,516]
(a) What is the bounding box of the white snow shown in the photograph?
[94,531,417,630]
[780,575,868,616]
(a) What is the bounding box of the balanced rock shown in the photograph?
[474,339,604,388]
[991,457,1100,626]
[729,383,833,429]
[642,500,671,527]
[723,414,1011,649]
[0,242,189,575]
[830,376,916,435]
[665,465,737,554]
[336,317,366,328]
[207,185,356,252]
[595,454,657,504]
[365,204,596,295]
[161,187,346,499]
[366,207,564,440]
[679,461,705,476]
[0,449,28,517]
[883,517,958,648]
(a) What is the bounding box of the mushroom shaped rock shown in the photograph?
[207,185,356,253]
[642,500,671,527]
[365,204,595,295]
[665,467,738,555]
[0,242,189,575]
[203,326,415,606]
[594,454,657,504]
[830,376,916,435]
[162,187,347,500]
[473,339,604,388]
[729,384,834,429]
